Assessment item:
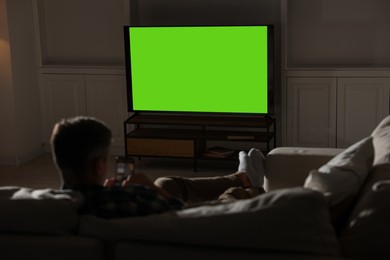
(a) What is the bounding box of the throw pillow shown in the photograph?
[0,186,83,235]
[371,114,390,166]
[79,187,340,257]
[303,136,374,230]
[340,179,390,259]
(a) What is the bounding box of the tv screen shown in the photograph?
[124,25,273,115]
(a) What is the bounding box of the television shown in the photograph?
[123,25,274,115]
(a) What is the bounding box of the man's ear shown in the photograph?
[92,157,108,183]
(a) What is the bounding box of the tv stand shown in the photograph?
[124,113,275,171]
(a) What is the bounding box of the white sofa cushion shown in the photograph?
[304,136,374,206]
[303,136,374,230]
[0,186,83,235]
[79,187,340,257]
[371,114,390,166]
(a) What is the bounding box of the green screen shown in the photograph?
[128,25,269,114]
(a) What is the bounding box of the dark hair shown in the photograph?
[51,116,112,181]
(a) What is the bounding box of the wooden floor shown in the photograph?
[0,153,238,189]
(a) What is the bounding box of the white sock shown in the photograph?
[238,150,264,188]
[248,148,265,187]
[238,151,250,173]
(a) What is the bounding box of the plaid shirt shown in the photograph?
[63,184,185,219]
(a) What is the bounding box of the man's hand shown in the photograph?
[104,172,153,188]
[104,172,173,199]
[122,172,155,188]
[104,177,116,188]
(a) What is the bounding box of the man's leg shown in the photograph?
[154,173,243,204]
[217,186,265,203]
[154,148,266,204]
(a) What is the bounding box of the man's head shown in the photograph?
[51,116,112,186]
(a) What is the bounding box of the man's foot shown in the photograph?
[248,148,265,177]
[237,149,265,188]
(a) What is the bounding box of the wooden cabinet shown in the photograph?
[124,114,276,171]
[286,74,390,148]
[41,69,128,154]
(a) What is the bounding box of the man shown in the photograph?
[51,116,265,218]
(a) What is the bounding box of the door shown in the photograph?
[337,77,390,148]
[287,77,337,147]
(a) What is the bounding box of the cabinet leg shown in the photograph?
[194,157,197,172]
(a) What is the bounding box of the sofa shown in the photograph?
[2,115,390,260]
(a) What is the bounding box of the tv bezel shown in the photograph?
[123,24,274,116]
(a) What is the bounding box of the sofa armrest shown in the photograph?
[264,147,344,192]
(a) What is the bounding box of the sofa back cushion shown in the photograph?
[79,187,340,257]
[0,186,83,235]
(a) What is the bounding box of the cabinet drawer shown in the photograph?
[127,138,194,157]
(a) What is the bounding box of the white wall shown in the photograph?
[0,0,42,165]
[37,0,126,66]
[0,0,18,163]
[286,0,390,67]
[136,0,279,26]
